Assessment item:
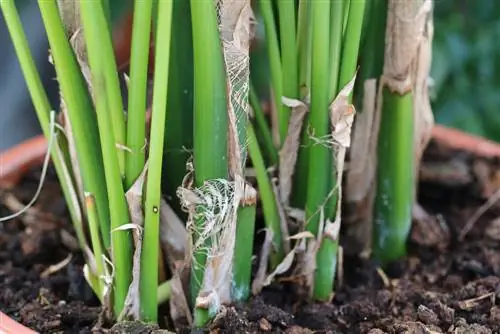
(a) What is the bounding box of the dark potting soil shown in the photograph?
[2,140,500,333]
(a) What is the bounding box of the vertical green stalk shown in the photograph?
[258,0,286,144]
[289,0,311,209]
[232,189,257,301]
[125,0,154,188]
[247,123,284,268]
[360,0,387,81]
[338,0,366,93]
[305,0,332,301]
[1,0,87,251]
[277,0,298,131]
[37,0,112,248]
[308,0,347,302]
[161,0,194,219]
[190,0,228,327]
[373,88,414,264]
[249,84,278,166]
[140,0,173,322]
[85,193,106,301]
[79,0,132,315]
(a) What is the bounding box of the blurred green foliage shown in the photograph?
[431,0,500,142]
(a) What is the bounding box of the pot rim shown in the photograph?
[0,311,38,334]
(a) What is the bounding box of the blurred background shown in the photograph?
[1,0,499,151]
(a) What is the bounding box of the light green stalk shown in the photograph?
[247,123,284,268]
[258,0,286,144]
[1,0,86,251]
[190,0,228,327]
[305,0,332,301]
[79,0,132,315]
[37,0,112,248]
[249,84,278,166]
[125,0,154,189]
[277,0,298,135]
[232,191,256,301]
[140,0,173,322]
[290,0,311,208]
[312,0,346,302]
[373,88,414,264]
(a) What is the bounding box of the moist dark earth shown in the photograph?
[2,140,500,333]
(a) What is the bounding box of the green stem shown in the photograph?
[157,280,172,305]
[305,0,332,301]
[232,188,257,302]
[38,0,112,248]
[338,0,366,94]
[373,88,414,264]
[85,194,106,301]
[190,0,228,326]
[247,123,284,268]
[140,0,173,322]
[79,0,132,315]
[249,84,278,166]
[1,0,86,252]
[258,0,285,145]
[277,0,298,127]
[297,0,311,99]
[125,0,154,189]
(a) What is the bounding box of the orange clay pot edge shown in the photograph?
[432,124,500,158]
[0,311,38,334]
[0,135,48,188]
[1,125,500,189]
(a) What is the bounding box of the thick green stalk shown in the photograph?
[85,194,105,301]
[338,0,366,92]
[249,84,278,166]
[140,0,173,322]
[125,0,154,188]
[297,0,311,98]
[373,88,414,264]
[190,0,228,327]
[38,0,111,247]
[232,191,257,302]
[1,0,87,251]
[324,0,347,219]
[305,0,332,301]
[258,0,286,144]
[79,0,132,315]
[277,0,298,129]
[247,124,284,268]
[161,0,194,219]
[360,0,387,81]
[86,0,128,176]
[310,0,346,301]
[289,0,311,209]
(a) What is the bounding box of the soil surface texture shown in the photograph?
[1,140,500,333]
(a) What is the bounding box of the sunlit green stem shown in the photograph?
[79,0,132,315]
[125,0,154,188]
[85,194,105,301]
[140,0,173,322]
[38,0,112,248]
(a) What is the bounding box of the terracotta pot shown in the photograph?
[0,135,47,188]
[0,311,38,334]
[432,124,500,158]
